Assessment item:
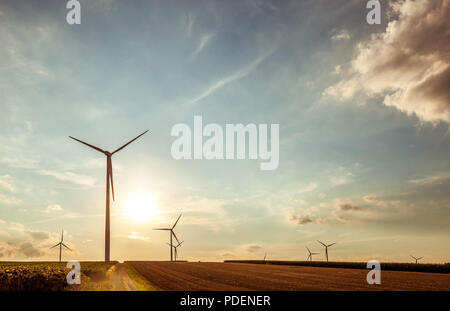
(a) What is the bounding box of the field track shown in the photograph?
[128,261,450,291]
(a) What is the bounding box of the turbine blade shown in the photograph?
[171,230,180,244]
[327,243,336,247]
[108,157,115,201]
[61,229,64,243]
[172,214,182,229]
[317,240,326,247]
[306,246,311,253]
[418,257,423,260]
[50,243,60,249]
[112,130,149,155]
[62,243,71,251]
[69,136,105,154]
[178,241,184,247]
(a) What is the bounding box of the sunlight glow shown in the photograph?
[124,193,157,222]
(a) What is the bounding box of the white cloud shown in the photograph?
[0,175,14,192]
[409,173,448,185]
[42,204,63,213]
[192,33,215,57]
[186,12,195,38]
[0,193,19,205]
[38,170,96,186]
[190,47,277,104]
[128,232,149,240]
[333,65,342,75]
[331,29,350,41]
[297,182,318,194]
[329,176,350,187]
[325,0,450,123]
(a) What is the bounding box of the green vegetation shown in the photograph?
[224,260,450,274]
[0,261,117,291]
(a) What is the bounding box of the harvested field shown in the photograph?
[127,261,450,291]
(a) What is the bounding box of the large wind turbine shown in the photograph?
[167,240,184,261]
[50,229,71,262]
[317,240,336,262]
[306,246,319,262]
[411,255,423,264]
[69,130,148,261]
[153,214,182,261]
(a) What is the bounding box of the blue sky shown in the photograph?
[0,0,449,262]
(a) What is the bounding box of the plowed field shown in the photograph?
[127,261,450,291]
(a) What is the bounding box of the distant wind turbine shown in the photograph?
[69,130,148,261]
[167,240,184,261]
[411,255,423,264]
[317,240,336,262]
[264,253,267,261]
[306,246,319,262]
[153,214,182,261]
[50,229,71,262]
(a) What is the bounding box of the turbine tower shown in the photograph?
[306,246,319,262]
[317,240,336,262]
[411,255,423,264]
[69,130,148,261]
[167,240,184,261]
[153,214,182,261]
[50,229,71,262]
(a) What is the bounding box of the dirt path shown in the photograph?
[128,261,450,291]
[109,263,139,291]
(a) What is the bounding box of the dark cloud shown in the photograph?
[18,242,44,258]
[290,214,315,225]
[245,244,262,253]
[339,203,362,211]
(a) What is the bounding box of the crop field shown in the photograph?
[225,260,450,273]
[0,261,117,291]
[127,261,450,291]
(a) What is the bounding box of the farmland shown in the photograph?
[127,261,450,291]
[1,261,450,291]
[225,260,450,274]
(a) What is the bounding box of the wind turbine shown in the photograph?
[411,255,423,264]
[317,240,336,262]
[69,130,148,261]
[50,229,71,262]
[167,240,184,261]
[153,214,182,261]
[306,246,319,262]
[264,253,267,261]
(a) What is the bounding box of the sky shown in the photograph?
[0,0,449,263]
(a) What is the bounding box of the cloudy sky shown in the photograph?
[0,0,449,263]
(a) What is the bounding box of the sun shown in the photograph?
[124,193,157,222]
